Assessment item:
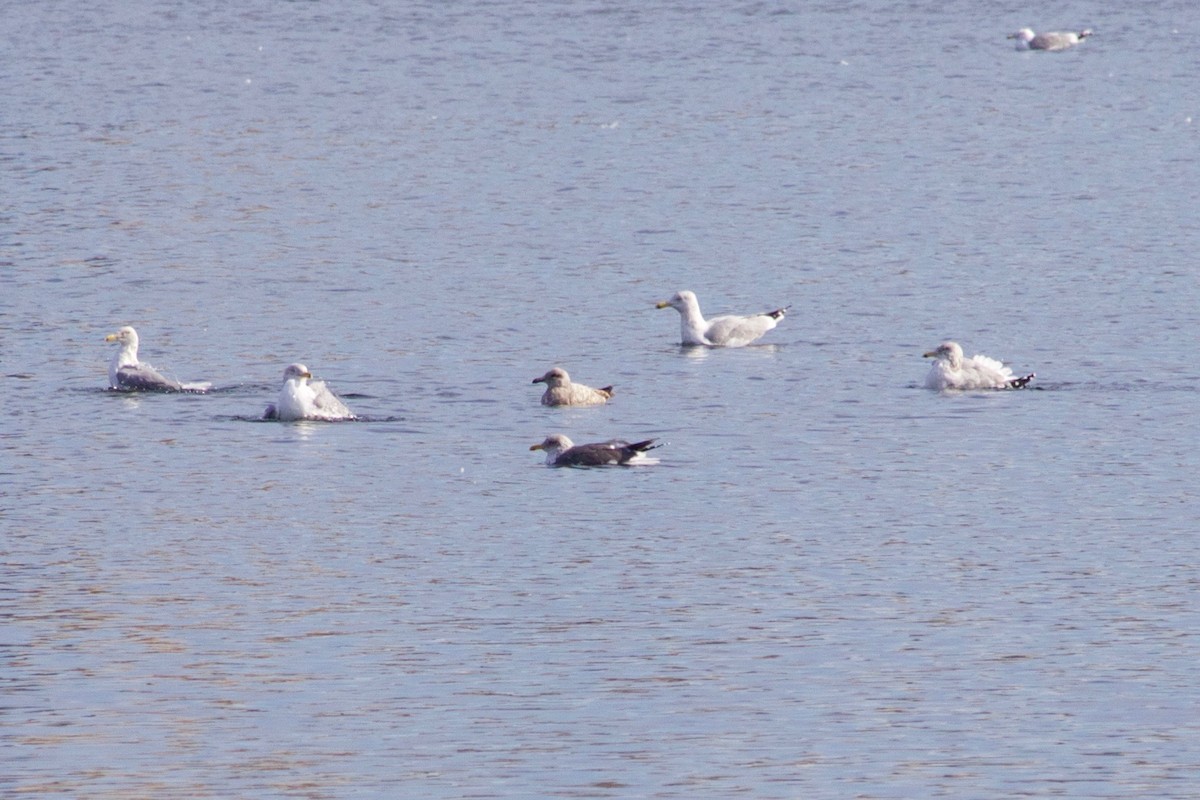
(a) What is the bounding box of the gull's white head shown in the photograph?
[282,363,312,383]
[532,367,570,387]
[924,341,964,367]
[530,434,573,458]
[105,325,139,348]
[656,290,698,312]
[1008,28,1036,43]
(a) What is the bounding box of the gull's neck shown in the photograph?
[542,442,567,464]
[676,296,709,343]
[278,376,315,419]
[285,375,314,400]
[933,355,960,374]
[109,339,139,386]
[114,339,138,367]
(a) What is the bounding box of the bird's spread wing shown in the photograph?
[310,380,355,419]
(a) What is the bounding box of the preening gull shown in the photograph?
[923,341,1035,391]
[532,367,613,407]
[104,326,212,392]
[656,290,788,347]
[1008,28,1092,51]
[264,363,356,421]
[530,434,662,467]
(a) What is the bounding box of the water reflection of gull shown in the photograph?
[678,342,781,359]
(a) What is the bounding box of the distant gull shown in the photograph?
[923,341,1035,390]
[530,434,662,467]
[104,325,212,392]
[532,367,613,407]
[264,363,356,421]
[656,290,788,347]
[1008,28,1093,51]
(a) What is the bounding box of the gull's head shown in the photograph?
[1078,29,1093,39]
[532,367,569,386]
[656,290,696,311]
[105,326,138,346]
[530,434,573,455]
[1008,28,1035,41]
[924,341,964,365]
[282,363,312,382]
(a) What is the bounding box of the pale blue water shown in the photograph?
[3,1,1199,797]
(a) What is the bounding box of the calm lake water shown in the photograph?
[4,1,1199,797]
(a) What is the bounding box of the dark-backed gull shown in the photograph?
[104,326,211,392]
[530,434,661,467]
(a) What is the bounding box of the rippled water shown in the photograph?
[4,1,1200,797]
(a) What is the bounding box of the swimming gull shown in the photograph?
[1008,28,1093,51]
[104,325,212,392]
[923,341,1035,390]
[264,363,356,421]
[656,290,788,347]
[532,367,614,407]
[530,434,662,467]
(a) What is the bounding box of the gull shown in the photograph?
[923,341,1035,390]
[530,434,661,467]
[104,325,211,392]
[264,363,356,421]
[1008,28,1093,51]
[656,290,788,347]
[532,367,613,406]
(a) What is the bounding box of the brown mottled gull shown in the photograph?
[532,367,613,407]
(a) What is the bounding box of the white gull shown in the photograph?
[923,341,1034,391]
[656,290,788,347]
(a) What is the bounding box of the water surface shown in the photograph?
[4,1,1199,797]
